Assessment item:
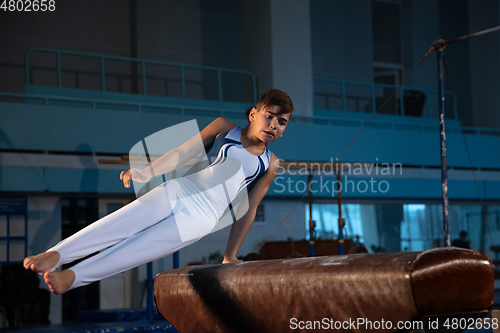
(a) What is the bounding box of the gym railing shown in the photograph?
[25,47,258,103]
[314,77,458,119]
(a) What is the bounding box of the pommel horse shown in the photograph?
[154,247,495,333]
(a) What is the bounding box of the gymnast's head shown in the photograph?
[247,89,293,143]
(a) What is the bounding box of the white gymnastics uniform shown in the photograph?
[47,125,272,290]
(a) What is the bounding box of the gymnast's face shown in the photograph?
[249,105,290,143]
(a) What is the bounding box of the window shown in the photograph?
[304,202,499,256]
[61,197,99,322]
[401,204,428,251]
[305,203,364,243]
[0,197,27,263]
[372,1,403,115]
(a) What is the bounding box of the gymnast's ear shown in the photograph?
[249,107,257,122]
[245,106,256,123]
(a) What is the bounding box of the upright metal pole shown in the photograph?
[308,174,315,257]
[144,182,155,320]
[337,173,345,255]
[147,262,154,320]
[173,251,179,268]
[437,49,450,247]
[173,169,180,268]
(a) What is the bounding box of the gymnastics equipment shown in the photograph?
[154,247,494,333]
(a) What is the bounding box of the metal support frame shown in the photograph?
[437,49,450,247]
[308,174,315,257]
[337,173,345,255]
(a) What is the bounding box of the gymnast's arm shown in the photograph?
[121,117,235,188]
[222,153,280,263]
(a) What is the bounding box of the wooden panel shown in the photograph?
[263,239,353,259]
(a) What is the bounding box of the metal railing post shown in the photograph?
[253,76,258,104]
[218,70,223,102]
[142,61,147,95]
[56,51,62,88]
[371,85,376,113]
[400,87,405,116]
[341,81,347,111]
[100,56,106,92]
[427,89,432,117]
[25,50,31,85]
[181,65,186,98]
[453,93,459,119]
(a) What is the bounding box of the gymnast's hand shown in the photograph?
[120,168,149,188]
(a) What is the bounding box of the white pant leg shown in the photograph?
[67,206,215,290]
[47,181,174,270]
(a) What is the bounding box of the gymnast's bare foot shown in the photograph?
[44,270,75,295]
[23,251,60,273]
[222,257,243,264]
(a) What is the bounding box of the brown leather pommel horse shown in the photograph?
[154,247,494,333]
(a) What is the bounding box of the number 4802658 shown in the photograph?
[443,317,498,330]
[1,0,56,11]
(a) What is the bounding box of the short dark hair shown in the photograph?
[256,89,293,115]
